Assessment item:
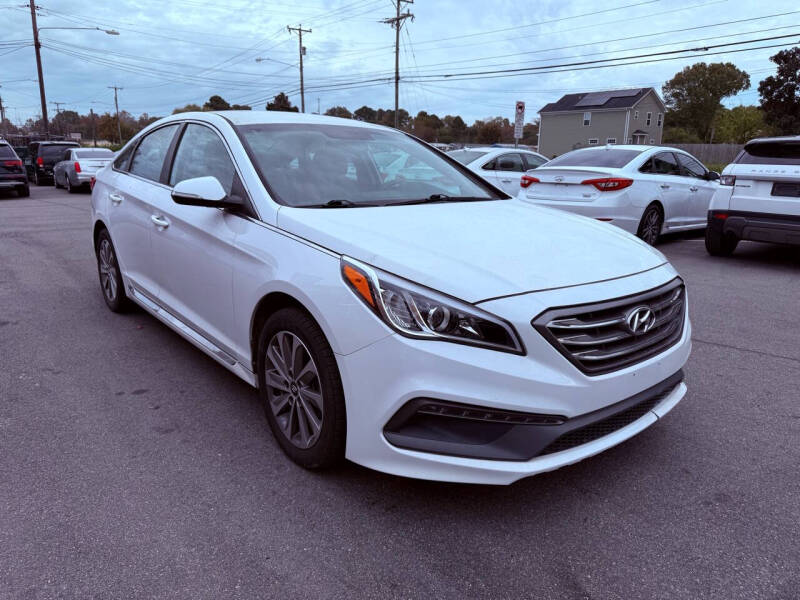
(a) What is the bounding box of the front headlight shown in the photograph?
[341,257,524,354]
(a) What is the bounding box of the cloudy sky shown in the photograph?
[1,0,797,126]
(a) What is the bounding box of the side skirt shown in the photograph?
[128,285,258,388]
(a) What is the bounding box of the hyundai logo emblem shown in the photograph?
[626,306,656,335]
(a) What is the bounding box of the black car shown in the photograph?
[27,141,80,185]
[0,141,29,197]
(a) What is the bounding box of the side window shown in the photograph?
[523,154,547,169]
[657,113,663,127]
[113,143,135,171]
[677,153,707,178]
[588,138,599,145]
[169,124,236,194]
[496,153,525,172]
[634,110,639,119]
[63,149,72,161]
[583,112,591,126]
[129,125,179,182]
[646,112,652,126]
[481,158,496,170]
[642,152,681,175]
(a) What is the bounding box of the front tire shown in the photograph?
[95,229,132,312]
[637,204,663,246]
[54,173,61,189]
[257,308,346,469]
[705,227,738,256]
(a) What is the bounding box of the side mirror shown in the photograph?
[171,176,242,209]
[706,171,720,181]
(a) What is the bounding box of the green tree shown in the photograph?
[521,121,539,146]
[266,92,299,112]
[203,95,231,111]
[662,125,702,143]
[758,47,800,135]
[324,106,353,119]
[713,106,773,143]
[230,104,252,110]
[172,103,203,114]
[353,105,377,122]
[662,62,750,141]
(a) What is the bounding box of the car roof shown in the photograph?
[162,110,386,131]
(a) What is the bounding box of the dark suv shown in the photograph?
[0,141,29,197]
[27,141,80,185]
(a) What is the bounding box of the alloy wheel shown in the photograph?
[640,209,661,245]
[98,238,118,302]
[264,331,324,449]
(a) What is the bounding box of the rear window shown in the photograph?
[546,148,643,168]
[0,145,16,159]
[75,149,113,158]
[41,145,77,158]
[448,150,488,165]
[736,141,800,165]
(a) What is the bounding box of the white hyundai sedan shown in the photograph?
[448,146,549,195]
[518,145,719,245]
[91,112,690,485]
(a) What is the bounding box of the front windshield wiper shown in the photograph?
[304,199,380,208]
[391,194,499,206]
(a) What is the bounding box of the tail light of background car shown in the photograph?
[74,162,81,173]
[89,176,96,190]
[3,160,22,167]
[520,175,540,188]
[37,157,43,166]
[720,175,736,186]
[581,177,634,191]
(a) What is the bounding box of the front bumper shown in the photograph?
[709,210,800,246]
[337,264,691,485]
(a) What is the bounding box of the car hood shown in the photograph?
[277,199,667,303]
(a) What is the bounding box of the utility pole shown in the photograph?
[382,1,414,129]
[29,1,49,138]
[109,85,123,144]
[287,25,311,113]
[50,101,64,136]
[0,95,6,137]
[89,107,97,147]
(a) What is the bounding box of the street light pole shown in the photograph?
[29,1,48,138]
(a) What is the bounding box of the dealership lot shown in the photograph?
[1,186,798,598]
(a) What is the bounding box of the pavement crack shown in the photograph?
[692,337,800,365]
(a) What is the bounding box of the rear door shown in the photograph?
[147,122,247,353]
[729,141,800,217]
[107,124,181,299]
[676,152,716,224]
[639,152,689,228]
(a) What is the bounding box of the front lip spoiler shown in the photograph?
[474,262,668,305]
[382,370,684,461]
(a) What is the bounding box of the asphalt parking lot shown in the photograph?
[1,185,798,599]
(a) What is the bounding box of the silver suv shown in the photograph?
[707,136,800,255]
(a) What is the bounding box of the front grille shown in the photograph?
[533,278,685,375]
[539,382,679,455]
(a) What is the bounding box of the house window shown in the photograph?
[606,138,616,145]
[646,112,652,126]
[588,138,599,145]
[583,112,591,126]
[657,113,663,127]
[634,110,639,119]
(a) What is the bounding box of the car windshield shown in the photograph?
[41,145,77,158]
[237,123,499,207]
[0,145,15,159]
[546,148,644,168]
[447,150,489,165]
[737,141,800,165]
[75,149,114,158]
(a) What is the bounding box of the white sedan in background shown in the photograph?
[449,147,549,195]
[518,146,720,245]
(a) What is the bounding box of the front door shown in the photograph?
[676,152,716,225]
[491,152,527,195]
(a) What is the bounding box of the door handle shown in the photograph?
[689,186,698,192]
[150,214,170,229]
[501,179,513,183]
[109,192,123,205]
[659,184,670,189]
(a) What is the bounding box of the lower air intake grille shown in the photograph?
[539,382,679,455]
[533,278,685,376]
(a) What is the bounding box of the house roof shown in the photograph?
[540,88,659,113]
[631,129,648,135]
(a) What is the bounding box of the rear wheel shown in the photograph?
[66,176,76,194]
[637,204,663,246]
[17,185,30,198]
[705,227,738,256]
[257,308,346,469]
[34,170,42,186]
[95,229,132,312]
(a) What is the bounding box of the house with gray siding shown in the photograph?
[538,88,666,157]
